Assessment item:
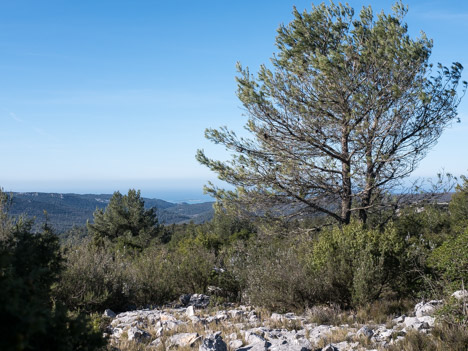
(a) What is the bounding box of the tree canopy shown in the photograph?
[87,189,160,249]
[197,2,466,224]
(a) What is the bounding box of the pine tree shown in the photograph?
[197,2,466,224]
[88,189,160,249]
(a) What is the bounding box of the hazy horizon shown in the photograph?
[1,179,217,203]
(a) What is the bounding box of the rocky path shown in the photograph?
[104,292,466,351]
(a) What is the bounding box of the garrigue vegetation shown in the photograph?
[1,2,468,351]
[2,182,468,350]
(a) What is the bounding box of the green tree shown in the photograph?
[0,190,105,350]
[88,189,160,249]
[197,2,465,225]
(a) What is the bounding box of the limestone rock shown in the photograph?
[127,327,150,342]
[357,325,374,338]
[229,339,244,349]
[190,293,211,308]
[321,344,339,351]
[414,300,442,317]
[103,309,116,318]
[452,290,468,300]
[169,332,200,347]
[186,305,196,317]
[417,315,435,328]
[149,338,162,348]
[200,332,227,351]
[403,316,430,331]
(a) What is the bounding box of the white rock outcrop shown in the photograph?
[105,293,453,351]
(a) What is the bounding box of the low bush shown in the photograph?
[303,222,413,307]
[54,242,131,312]
[221,233,317,312]
[56,236,220,312]
[428,228,468,294]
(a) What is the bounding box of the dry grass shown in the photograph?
[386,323,468,351]
[305,304,349,326]
[355,299,414,325]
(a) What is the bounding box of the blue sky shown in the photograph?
[1,0,467,202]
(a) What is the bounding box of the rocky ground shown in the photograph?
[103,291,467,351]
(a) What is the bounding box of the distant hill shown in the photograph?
[7,192,214,233]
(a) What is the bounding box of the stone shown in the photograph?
[392,315,405,324]
[154,327,163,337]
[190,315,202,324]
[403,316,430,331]
[321,344,339,351]
[149,338,162,348]
[247,333,268,345]
[199,332,228,351]
[186,305,196,317]
[374,328,394,342]
[126,327,150,342]
[357,325,374,338]
[103,309,116,318]
[104,298,449,351]
[307,325,333,344]
[169,333,200,347]
[227,333,238,340]
[216,313,228,321]
[162,320,184,330]
[238,332,271,351]
[418,315,435,328]
[452,290,468,300]
[236,345,269,351]
[190,293,211,308]
[414,300,442,317]
[229,339,244,349]
[403,316,419,328]
[269,343,311,351]
[335,341,360,350]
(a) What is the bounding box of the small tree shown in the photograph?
[0,190,105,350]
[197,2,465,224]
[88,189,160,249]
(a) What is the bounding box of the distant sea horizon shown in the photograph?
[6,188,214,205]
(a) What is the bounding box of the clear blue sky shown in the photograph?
[1,0,467,202]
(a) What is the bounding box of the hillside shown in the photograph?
[7,192,214,233]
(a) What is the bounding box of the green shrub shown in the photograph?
[226,234,316,312]
[55,242,131,312]
[170,238,217,294]
[428,228,468,293]
[57,236,222,312]
[305,221,414,307]
[449,175,468,233]
[0,191,105,350]
[128,246,178,306]
[435,297,468,326]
